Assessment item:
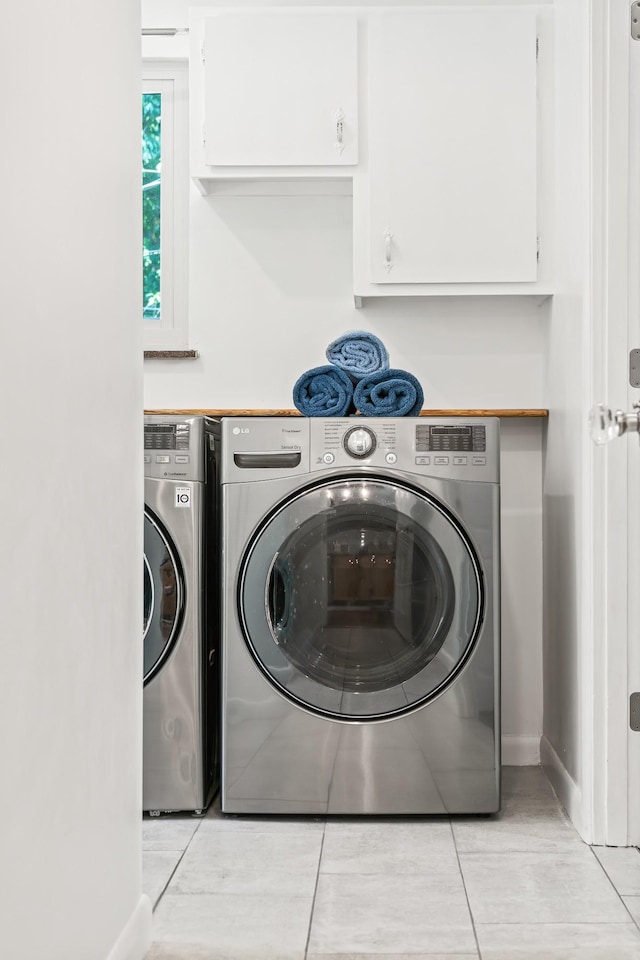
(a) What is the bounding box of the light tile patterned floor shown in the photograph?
[143,766,640,959]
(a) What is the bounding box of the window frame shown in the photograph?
[142,59,189,350]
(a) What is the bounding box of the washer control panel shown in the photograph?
[144,416,205,481]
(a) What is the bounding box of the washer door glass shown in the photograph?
[144,509,184,684]
[239,477,483,720]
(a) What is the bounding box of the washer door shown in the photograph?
[238,476,484,720]
[144,508,185,684]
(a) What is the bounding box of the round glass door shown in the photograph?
[238,477,484,720]
[143,509,184,684]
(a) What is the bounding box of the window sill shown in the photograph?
[144,350,198,360]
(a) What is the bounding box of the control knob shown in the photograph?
[344,426,376,458]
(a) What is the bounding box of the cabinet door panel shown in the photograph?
[369,11,537,284]
[204,13,358,167]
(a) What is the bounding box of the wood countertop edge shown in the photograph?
[144,408,549,418]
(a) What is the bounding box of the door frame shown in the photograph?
[590,0,635,846]
[625,0,640,845]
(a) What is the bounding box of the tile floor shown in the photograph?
[143,766,640,960]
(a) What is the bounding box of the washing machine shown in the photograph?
[143,414,221,814]
[220,416,500,816]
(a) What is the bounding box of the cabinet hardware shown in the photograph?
[630,349,640,388]
[384,228,393,272]
[335,107,345,155]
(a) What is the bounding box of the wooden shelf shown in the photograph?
[144,408,548,418]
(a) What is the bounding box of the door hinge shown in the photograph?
[631,692,640,730]
[536,37,540,60]
[633,2,640,40]
[202,123,206,147]
[630,349,640,388]
[201,40,205,63]
[536,236,540,262]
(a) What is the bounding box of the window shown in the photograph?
[142,61,189,349]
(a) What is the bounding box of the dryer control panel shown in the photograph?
[220,417,499,484]
[144,416,205,481]
[309,417,499,482]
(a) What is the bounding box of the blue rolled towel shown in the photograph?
[293,365,355,417]
[325,330,389,380]
[354,368,424,417]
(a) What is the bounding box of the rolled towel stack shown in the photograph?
[292,330,424,417]
[292,365,355,418]
[354,368,424,418]
[325,330,389,381]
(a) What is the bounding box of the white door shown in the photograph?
[203,12,358,167]
[368,9,538,284]
[626,8,640,847]
[589,0,640,847]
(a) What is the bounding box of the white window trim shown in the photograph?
[142,59,189,350]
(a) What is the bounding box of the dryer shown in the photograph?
[143,414,221,814]
[220,416,500,815]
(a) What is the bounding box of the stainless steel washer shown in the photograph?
[220,416,500,815]
[143,415,221,814]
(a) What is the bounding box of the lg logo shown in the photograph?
[232,427,250,435]
[175,488,191,508]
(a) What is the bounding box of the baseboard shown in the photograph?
[105,894,153,960]
[501,734,541,765]
[540,734,588,840]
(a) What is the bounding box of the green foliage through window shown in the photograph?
[143,93,161,321]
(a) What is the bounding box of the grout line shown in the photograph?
[588,846,640,928]
[304,819,328,960]
[450,819,482,960]
[150,813,207,911]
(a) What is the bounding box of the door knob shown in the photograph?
[588,401,640,445]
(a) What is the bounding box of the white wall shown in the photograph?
[144,192,548,411]
[142,3,546,762]
[0,2,149,958]
[539,0,592,838]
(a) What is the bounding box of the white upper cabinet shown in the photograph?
[355,7,543,295]
[192,10,357,183]
[189,5,552,296]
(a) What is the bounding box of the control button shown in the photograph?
[385,452,397,464]
[472,456,487,466]
[415,456,430,465]
[323,452,335,464]
[175,455,190,464]
[156,455,171,464]
[453,456,468,466]
[344,426,376,458]
[144,455,151,464]
[434,456,450,465]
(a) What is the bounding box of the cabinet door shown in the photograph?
[368,10,537,284]
[203,13,358,167]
